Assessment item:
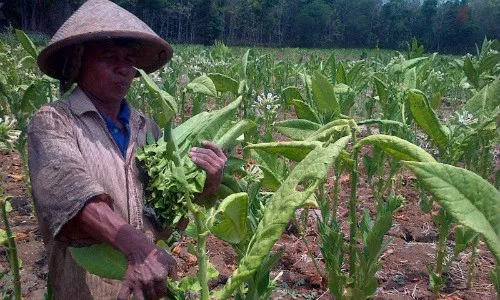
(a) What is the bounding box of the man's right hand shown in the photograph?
[59,195,178,300]
[117,246,178,300]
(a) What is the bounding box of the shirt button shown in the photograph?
[114,129,119,133]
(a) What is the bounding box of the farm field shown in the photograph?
[1,33,499,300]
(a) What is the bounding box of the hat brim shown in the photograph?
[37,30,173,79]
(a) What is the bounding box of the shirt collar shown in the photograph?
[67,86,140,126]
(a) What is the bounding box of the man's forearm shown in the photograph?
[61,195,155,257]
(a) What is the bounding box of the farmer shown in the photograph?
[28,0,226,299]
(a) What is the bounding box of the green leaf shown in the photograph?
[464,56,479,89]
[187,75,217,97]
[0,229,7,246]
[346,61,364,85]
[399,57,428,72]
[138,69,177,126]
[336,63,346,84]
[404,162,500,265]
[357,119,404,128]
[240,50,250,79]
[217,136,350,299]
[275,119,321,141]
[430,92,442,110]
[5,201,12,213]
[15,29,38,59]
[193,97,242,146]
[245,141,322,162]
[209,193,249,244]
[289,99,321,123]
[215,119,256,149]
[312,71,339,117]
[305,119,351,142]
[19,56,36,69]
[403,67,417,90]
[69,244,127,280]
[355,134,436,162]
[208,73,239,95]
[408,90,449,149]
[373,76,388,104]
[282,86,303,104]
[259,165,282,191]
[478,53,500,74]
[464,76,500,120]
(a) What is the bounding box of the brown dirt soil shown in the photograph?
[0,147,497,299]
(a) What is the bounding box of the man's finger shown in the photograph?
[201,140,226,159]
[189,153,222,173]
[117,283,132,300]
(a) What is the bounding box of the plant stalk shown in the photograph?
[433,209,450,299]
[348,129,359,279]
[1,196,22,300]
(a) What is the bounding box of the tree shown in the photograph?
[192,0,222,45]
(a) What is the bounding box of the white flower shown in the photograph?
[457,111,478,125]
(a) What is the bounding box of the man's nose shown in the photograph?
[115,59,134,76]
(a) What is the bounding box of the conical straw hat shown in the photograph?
[37,0,173,79]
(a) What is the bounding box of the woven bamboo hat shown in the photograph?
[37,0,173,79]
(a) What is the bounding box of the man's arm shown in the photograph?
[63,195,177,300]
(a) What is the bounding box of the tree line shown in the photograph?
[1,0,499,54]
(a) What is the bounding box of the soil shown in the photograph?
[0,144,498,299]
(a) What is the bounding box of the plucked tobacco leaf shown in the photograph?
[193,96,242,146]
[311,71,339,117]
[208,73,239,95]
[275,119,321,141]
[408,89,449,149]
[404,162,500,265]
[187,75,217,97]
[354,134,436,162]
[216,136,350,299]
[215,119,256,149]
[245,141,322,162]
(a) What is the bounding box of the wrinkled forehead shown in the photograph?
[83,39,142,56]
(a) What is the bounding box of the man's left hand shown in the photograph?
[188,140,226,195]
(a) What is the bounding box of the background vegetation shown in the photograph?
[1,0,499,53]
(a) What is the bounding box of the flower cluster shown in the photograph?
[456,110,478,126]
[0,116,21,150]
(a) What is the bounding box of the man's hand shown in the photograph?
[60,197,178,300]
[189,140,227,195]
[117,245,177,300]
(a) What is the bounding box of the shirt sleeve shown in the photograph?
[28,104,106,239]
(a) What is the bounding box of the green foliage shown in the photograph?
[404,162,500,265]
[217,136,350,299]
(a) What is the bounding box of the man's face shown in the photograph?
[78,40,138,103]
